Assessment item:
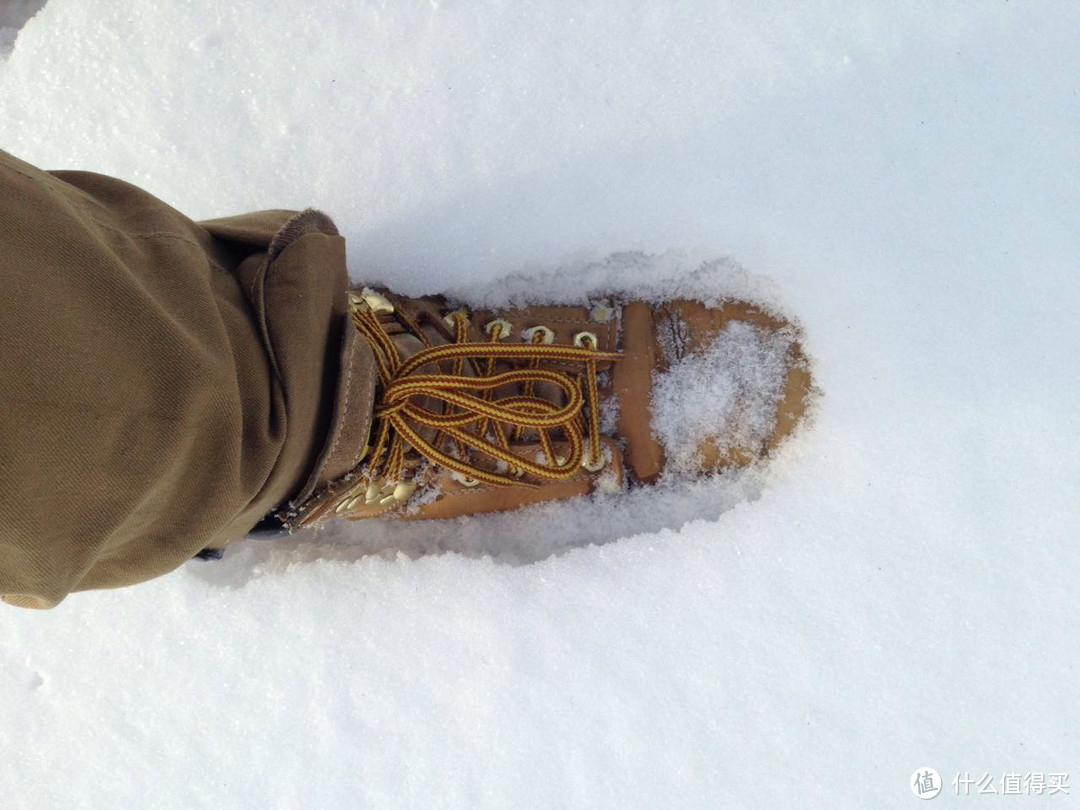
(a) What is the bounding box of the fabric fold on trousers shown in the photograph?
[0,150,372,608]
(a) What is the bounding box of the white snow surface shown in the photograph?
[2,2,1079,807]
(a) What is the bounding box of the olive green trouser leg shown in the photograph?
[0,150,369,608]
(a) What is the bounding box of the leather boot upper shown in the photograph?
[276,288,811,530]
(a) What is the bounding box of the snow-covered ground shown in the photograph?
[2,2,1078,807]
[0,0,45,57]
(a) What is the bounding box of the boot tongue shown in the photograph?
[390,331,432,362]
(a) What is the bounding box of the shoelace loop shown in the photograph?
[352,298,620,488]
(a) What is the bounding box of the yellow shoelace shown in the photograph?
[352,299,621,488]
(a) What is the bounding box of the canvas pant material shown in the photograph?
[0,150,370,608]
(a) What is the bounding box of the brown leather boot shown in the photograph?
[275,287,812,531]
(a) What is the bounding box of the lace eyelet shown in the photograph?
[522,326,557,345]
[590,305,614,324]
[581,440,605,471]
[485,319,513,339]
[521,325,555,344]
[573,331,598,349]
[450,471,482,487]
[335,477,415,513]
[350,289,395,315]
[442,308,469,329]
